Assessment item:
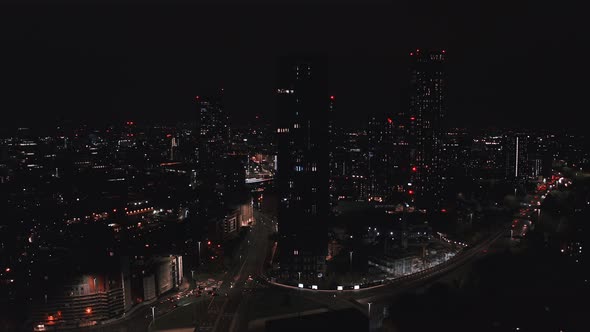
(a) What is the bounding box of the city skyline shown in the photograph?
[2,2,590,332]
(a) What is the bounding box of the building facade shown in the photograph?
[195,93,230,188]
[408,49,447,210]
[276,56,330,279]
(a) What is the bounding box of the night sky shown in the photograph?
[0,1,587,130]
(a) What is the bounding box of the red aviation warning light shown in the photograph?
[408,190,415,195]
[330,95,335,100]
[411,166,417,172]
[387,118,393,124]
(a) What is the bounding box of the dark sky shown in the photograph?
[0,1,587,130]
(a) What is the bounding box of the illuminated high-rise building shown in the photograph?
[195,92,229,188]
[505,133,529,183]
[276,56,330,279]
[408,49,446,209]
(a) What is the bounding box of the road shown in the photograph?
[210,210,274,332]
[76,287,200,332]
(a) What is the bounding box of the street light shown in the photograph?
[197,241,201,266]
[368,302,372,316]
[298,271,301,281]
[349,251,354,273]
[151,306,156,324]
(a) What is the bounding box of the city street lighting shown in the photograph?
[151,306,156,324]
[298,271,301,281]
[197,241,201,266]
[368,302,372,316]
[349,251,354,273]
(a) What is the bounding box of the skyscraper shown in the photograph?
[505,133,529,183]
[276,56,330,279]
[408,49,446,209]
[327,95,347,204]
[367,115,392,202]
[366,113,410,203]
[195,92,229,188]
